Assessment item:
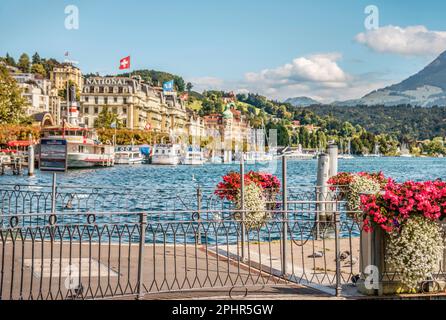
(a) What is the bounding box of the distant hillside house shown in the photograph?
[204,105,251,144]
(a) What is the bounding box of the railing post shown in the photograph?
[240,156,245,261]
[281,155,288,276]
[137,212,147,299]
[196,185,202,244]
[51,173,57,214]
[334,210,342,297]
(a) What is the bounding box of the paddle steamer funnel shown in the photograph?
[67,84,79,126]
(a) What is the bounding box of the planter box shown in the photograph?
[357,221,446,296]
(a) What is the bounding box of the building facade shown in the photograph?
[79,76,188,135]
[50,64,83,92]
[11,73,60,118]
[204,104,251,144]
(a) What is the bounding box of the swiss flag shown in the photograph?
[119,56,131,70]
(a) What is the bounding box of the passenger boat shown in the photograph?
[151,144,181,165]
[181,146,205,165]
[39,85,114,168]
[41,125,115,168]
[114,146,144,164]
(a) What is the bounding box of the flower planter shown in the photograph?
[357,220,446,296]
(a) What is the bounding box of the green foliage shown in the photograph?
[119,69,186,91]
[17,53,31,73]
[31,63,46,77]
[307,104,446,141]
[0,65,29,124]
[32,52,41,65]
[5,53,16,67]
[94,107,122,129]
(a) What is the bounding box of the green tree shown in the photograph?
[5,53,16,67]
[17,53,31,73]
[186,82,193,93]
[32,52,41,65]
[31,63,46,77]
[0,65,29,124]
[95,107,122,129]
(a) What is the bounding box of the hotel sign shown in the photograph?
[39,139,68,172]
[85,78,130,86]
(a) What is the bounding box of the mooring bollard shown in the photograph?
[316,153,330,240]
[28,144,35,176]
[327,144,338,178]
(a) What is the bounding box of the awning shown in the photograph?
[7,140,32,147]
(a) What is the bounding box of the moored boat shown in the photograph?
[115,146,144,164]
[151,144,181,165]
[39,85,114,169]
[181,146,204,165]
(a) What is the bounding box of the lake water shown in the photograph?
[1,157,445,242]
[2,157,446,190]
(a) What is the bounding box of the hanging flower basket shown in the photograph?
[215,171,281,229]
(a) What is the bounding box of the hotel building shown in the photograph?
[79,76,188,135]
[50,64,83,92]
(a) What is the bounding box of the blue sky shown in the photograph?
[1,0,446,102]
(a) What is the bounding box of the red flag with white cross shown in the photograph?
[119,56,131,70]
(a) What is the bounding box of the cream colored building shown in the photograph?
[79,76,187,134]
[186,110,206,138]
[50,64,83,92]
[12,73,60,118]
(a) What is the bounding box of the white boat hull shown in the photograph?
[67,153,114,168]
[151,156,180,165]
[115,157,144,165]
[182,158,205,165]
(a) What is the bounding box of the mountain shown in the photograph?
[334,51,446,107]
[285,96,320,107]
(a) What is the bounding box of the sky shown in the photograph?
[1,0,446,102]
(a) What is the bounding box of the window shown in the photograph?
[84,106,89,113]
[104,97,108,104]
[123,107,127,113]
[94,107,99,114]
[85,97,89,103]
[114,97,118,103]
[84,118,89,126]
[123,98,127,104]
[95,97,99,104]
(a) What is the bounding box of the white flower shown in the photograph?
[234,183,269,230]
[386,216,444,290]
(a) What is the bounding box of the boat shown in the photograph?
[339,139,354,160]
[282,146,315,160]
[151,144,181,165]
[181,146,205,165]
[39,85,114,168]
[41,125,115,168]
[114,146,144,164]
[399,143,413,158]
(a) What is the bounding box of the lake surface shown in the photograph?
[1,157,445,242]
[2,157,446,190]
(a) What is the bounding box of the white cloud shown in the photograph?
[245,53,348,85]
[189,53,394,103]
[355,25,446,56]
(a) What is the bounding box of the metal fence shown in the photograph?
[0,206,361,300]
